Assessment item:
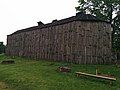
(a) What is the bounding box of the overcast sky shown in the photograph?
[0,0,78,44]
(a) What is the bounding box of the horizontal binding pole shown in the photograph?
[76,72,116,81]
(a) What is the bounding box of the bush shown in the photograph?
[0,42,5,54]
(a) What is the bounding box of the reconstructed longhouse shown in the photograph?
[6,12,112,64]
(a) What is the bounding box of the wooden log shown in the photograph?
[58,66,71,72]
[76,72,116,81]
[1,60,15,64]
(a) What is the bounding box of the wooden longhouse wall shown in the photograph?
[6,13,112,64]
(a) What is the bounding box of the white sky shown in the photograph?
[0,0,78,45]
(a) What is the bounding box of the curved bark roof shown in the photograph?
[9,12,110,36]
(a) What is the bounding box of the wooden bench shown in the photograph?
[76,72,116,81]
[1,60,15,64]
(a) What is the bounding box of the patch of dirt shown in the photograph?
[0,82,8,90]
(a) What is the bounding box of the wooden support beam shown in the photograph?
[76,72,116,81]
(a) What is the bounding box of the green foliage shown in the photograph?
[76,0,120,51]
[0,42,5,54]
[112,14,120,51]
[76,0,120,22]
[0,55,120,90]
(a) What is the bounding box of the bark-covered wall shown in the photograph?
[6,21,112,64]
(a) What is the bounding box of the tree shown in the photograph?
[0,42,5,54]
[112,11,120,51]
[76,0,120,51]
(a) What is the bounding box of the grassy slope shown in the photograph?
[0,54,120,90]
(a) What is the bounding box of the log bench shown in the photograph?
[58,66,71,72]
[1,60,15,64]
[76,72,116,81]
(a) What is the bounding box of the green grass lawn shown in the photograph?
[0,54,120,90]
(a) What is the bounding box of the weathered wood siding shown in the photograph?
[6,21,112,64]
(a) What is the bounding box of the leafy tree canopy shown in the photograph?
[76,0,120,23]
[113,12,120,51]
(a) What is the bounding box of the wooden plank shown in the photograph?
[76,72,116,81]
